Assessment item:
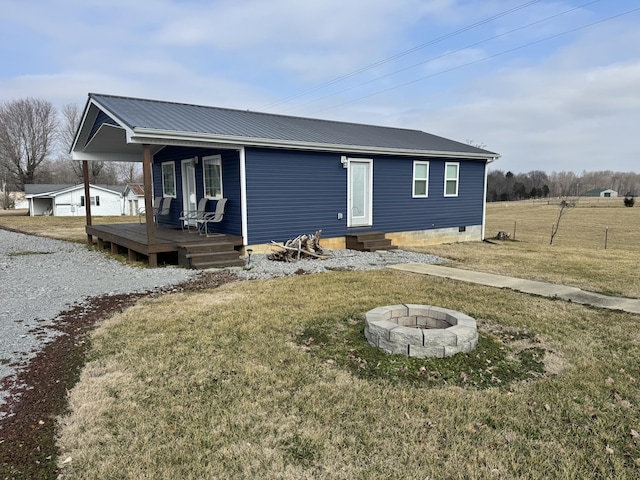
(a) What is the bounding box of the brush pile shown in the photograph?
[267,230,325,262]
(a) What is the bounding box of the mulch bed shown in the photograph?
[0,271,238,480]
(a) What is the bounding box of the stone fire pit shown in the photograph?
[364,304,478,358]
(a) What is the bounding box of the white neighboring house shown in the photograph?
[122,183,145,216]
[583,188,619,198]
[25,184,126,216]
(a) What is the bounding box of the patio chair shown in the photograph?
[179,197,208,232]
[139,196,162,224]
[155,197,172,225]
[197,198,227,237]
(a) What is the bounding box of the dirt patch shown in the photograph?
[0,270,237,480]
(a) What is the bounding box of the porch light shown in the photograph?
[246,248,253,265]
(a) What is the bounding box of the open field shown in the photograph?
[0,212,139,244]
[422,200,640,298]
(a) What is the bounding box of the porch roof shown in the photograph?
[71,93,499,163]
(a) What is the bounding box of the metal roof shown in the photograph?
[24,183,126,197]
[88,93,497,158]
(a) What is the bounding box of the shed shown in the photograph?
[583,188,618,198]
[122,183,145,216]
[25,183,125,216]
[71,93,499,267]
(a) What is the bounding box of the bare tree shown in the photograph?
[0,98,58,189]
[115,161,143,184]
[549,197,577,245]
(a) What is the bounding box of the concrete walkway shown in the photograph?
[389,263,640,315]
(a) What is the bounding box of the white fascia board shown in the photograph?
[131,128,499,160]
[72,151,144,163]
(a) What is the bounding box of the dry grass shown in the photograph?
[57,270,640,479]
[421,201,640,297]
[0,213,136,243]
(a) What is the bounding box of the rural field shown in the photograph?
[2,199,640,479]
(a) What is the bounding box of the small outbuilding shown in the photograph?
[583,188,618,198]
[25,183,125,216]
[122,183,145,216]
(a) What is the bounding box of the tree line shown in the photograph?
[487,169,640,202]
[0,97,141,194]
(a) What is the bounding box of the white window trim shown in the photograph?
[444,162,459,197]
[412,161,429,198]
[202,154,223,199]
[161,161,176,198]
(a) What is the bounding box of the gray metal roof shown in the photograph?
[24,183,126,196]
[90,93,497,157]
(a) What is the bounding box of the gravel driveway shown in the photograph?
[0,229,197,410]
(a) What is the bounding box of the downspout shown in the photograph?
[239,146,248,246]
[481,157,496,240]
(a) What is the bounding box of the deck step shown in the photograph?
[178,242,244,269]
[345,232,396,252]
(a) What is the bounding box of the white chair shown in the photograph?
[197,198,227,236]
[139,196,162,224]
[179,197,208,232]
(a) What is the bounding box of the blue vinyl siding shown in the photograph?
[372,157,486,232]
[245,148,486,245]
[152,146,242,235]
[150,145,486,245]
[245,148,347,244]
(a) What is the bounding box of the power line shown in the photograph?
[307,6,640,116]
[278,0,602,114]
[259,0,545,110]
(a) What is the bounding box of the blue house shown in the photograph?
[72,93,498,267]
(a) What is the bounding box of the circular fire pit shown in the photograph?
[364,304,478,358]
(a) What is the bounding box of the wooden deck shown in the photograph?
[86,223,244,268]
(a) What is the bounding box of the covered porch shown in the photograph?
[87,222,244,268]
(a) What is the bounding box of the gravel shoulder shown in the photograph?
[0,229,197,410]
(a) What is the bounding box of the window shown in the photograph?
[444,162,459,197]
[162,162,176,197]
[80,196,100,206]
[203,155,223,199]
[412,161,429,197]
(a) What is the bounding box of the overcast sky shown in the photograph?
[1,0,638,173]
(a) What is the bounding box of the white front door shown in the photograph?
[181,159,197,227]
[348,159,373,227]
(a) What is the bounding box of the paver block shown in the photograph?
[447,325,478,344]
[406,304,432,317]
[427,306,451,321]
[364,324,378,347]
[444,345,463,357]
[366,319,399,341]
[396,315,418,327]
[410,344,445,358]
[454,314,477,328]
[423,329,457,347]
[390,326,423,346]
[378,337,408,355]
[366,305,408,323]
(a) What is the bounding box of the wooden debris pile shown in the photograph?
[268,230,325,262]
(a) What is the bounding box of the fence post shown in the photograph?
[513,221,517,240]
[604,227,609,250]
